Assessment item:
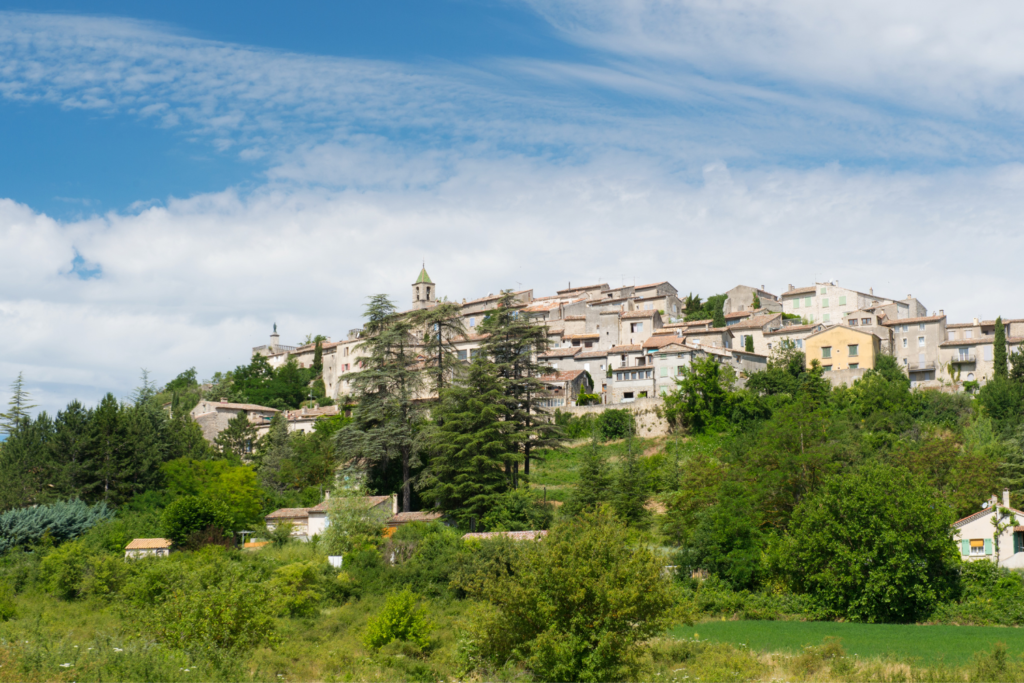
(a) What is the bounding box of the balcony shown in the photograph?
[950,355,976,365]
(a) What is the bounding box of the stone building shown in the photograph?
[723,285,783,314]
[190,399,278,443]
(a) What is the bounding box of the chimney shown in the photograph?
[907,294,912,300]
[220,398,228,403]
[788,284,794,292]
[869,287,873,295]
[939,310,944,316]
[974,317,980,326]
[392,493,399,516]
[1004,488,1011,509]
[324,490,330,501]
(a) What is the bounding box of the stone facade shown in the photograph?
[190,400,278,443]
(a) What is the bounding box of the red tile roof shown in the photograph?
[608,344,643,353]
[781,286,817,296]
[621,310,659,319]
[540,370,585,382]
[729,313,782,330]
[125,538,172,550]
[882,315,947,326]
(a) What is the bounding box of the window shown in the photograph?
[623,392,634,400]
[902,338,908,349]
[985,345,994,361]
[902,324,909,332]
[660,367,668,377]
[970,539,986,556]
[919,353,926,364]
[821,346,832,359]
[823,365,832,372]
[822,298,830,308]
[862,318,871,325]
[966,330,973,339]
[809,314,815,323]
[797,340,803,349]
[645,303,653,310]
[918,336,925,347]
[839,296,847,305]
[631,371,638,380]
[804,297,812,307]
[959,347,970,361]
[820,287,827,294]
[471,349,482,360]
[902,358,908,365]
[470,317,476,327]
[823,313,831,323]
[967,372,975,381]
[677,366,686,375]
[631,322,644,333]
[426,286,431,298]
[767,342,773,350]
[849,363,859,369]
[793,299,800,309]
[646,370,653,378]
[848,344,859,356]
[919,323,926,330]
[457,350,468,361]
[949,331,956,341]
[849,319,858,326]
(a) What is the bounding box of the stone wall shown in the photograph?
[559,397,670,437]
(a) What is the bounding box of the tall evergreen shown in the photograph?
[479,290,560,486]
[413,301,468,396]
[562,427,612,517]
[0,412,55,510]
[214,411,258,459]
[312,339,324,376]
[0,372,37,435]
[713,303,727,328]
[613,422,651,527]
[255,412,294,491]
[337,294,423,512]
[419,358,514,526]
[50,401,93,497]
[995,316,1009,381]
[745,335,755,353]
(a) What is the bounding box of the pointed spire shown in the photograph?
[415,264,433,284]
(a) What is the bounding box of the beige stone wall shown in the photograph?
[559,397,669,437]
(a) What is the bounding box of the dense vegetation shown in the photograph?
[2,294,1024,681]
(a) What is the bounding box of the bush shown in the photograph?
[0,581,16,621]
[0,500,113,554]
[596,409,635,440]
[161,496,232,549]
[39,540,92,599]
[554,411,596,440]
[363,589,433,651]
[268,560,322,618]
[932,560,1024,625]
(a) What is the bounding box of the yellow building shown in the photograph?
[804,325,882,383]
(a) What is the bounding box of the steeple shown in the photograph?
[412,263,436,310]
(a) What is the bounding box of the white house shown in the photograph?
[124,538,172,559]
[265,492,398,540]
[952,490,1024,568]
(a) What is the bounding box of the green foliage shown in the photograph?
[771,462,960,622]
[613,438,651,528]
[554,409,595,439]
[744,334,754,352]
[39,539,92,599]
[479,489,553,532]
[563,430,613,517]
[995,316,1009,381]
[595,408,634,440]
[0,372,36,436]
[321,491,389,555]
[213,410,257,458]
[0,499,113,554]
[684,293,726,324]
[751,292,761,310]
[663,355,733,433]
[576,392,601,406]
[0,580,16,621]
[161,496,233,548]
[161,457,264,530]
[363,588,433,651]
[678,482,764,590]
[268,560,322,618]
[254,412,295,491]
[468,509,677,682]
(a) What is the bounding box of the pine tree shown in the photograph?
[336,294,423,512]
[0,412,55,509]
[479,290,561,486]
[995,316,1008,381]
[49,401,92,498]
[613,422,651,528]
[0,372,37,435]
[419,358,514,526]
[412,301,468,396]
[562,427,612,517]
[214,411,258,459]
[255,412,295,491]
[80,393,129,503]
[713,303,727,328]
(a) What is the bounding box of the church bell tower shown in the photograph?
[412,264,436,310]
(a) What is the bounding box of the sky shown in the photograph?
[3,0,1024,416]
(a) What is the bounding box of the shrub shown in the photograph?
[80,553,131,600]
[39,540,92,599]
[363,589,433,651]
[576,393,601,406]
[161,496,232,549]
[267,521,295,547]
[0,500,113,554]
[596,409,635,440]
[268,560,322,618]
[0,581,16,621]
[554,410,596,440]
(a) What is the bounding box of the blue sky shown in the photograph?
[3,0,1024,414]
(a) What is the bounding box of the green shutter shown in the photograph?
[985,538,993,555]
[793,299,799,309]
[839,295,847,305]
[822,298,829,307]
[962,539,970,556]
[1015,533,1023,555]
[804,297,812,307]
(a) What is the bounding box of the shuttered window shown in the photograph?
[839,295,847,305]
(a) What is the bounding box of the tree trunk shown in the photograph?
[402,448,411,513]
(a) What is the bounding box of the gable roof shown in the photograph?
[125,538,172,550]
[608,344,643,353]
[729,313,783,330]
[193,401,279,413]
[308,495,392,514]
[882,315,946,327]
[765,323,823,336]
[576,349,611,359]
[266,507,310,520]
[541,370,585,383]
[621,310,659,319]
[643,335,685,349]
[781,286,817,297]
[540,347,581,358]
[953,505,1024,528]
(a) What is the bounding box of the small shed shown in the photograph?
[125,538,172,559]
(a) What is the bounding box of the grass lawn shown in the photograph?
[670,619,1024,667]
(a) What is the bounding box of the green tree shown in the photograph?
[995,316,1009,381]
[771,462,960,622]
[337,294,424,512]
[363,588,432,651]
[0,372,36,435]
[161,495,233,548]
[412,301,468,396]
[713,304,727,328]
[679,482,764,589]
[744,334,755,352]
[254,412,295,491]
[663,355,732,434]
[613,428,650,528]
[321,489,390,555]
[562,429,613,517]
[312,338,324,376]
[751,291,761,310]
[419,359,513,527]
[214,411,258,458]
[468,509,678,682]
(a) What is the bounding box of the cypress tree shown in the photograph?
[745,335,755,353]
[713,303,727,328]
[995,316,1008,381]
[613,425,651,528]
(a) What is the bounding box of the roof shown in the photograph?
[541,370,585,383]
[308,495,392,514]
[462,289,532,307]
[621,310,658,319]
[522,300,564,313]
[564,333,600,340]
[125,538,172,550]
[635,281,670,290]
[805,325,881,341]
[194,401,279,413]
[882,315,947,326]
[643,335,685,349]
[729,313,782,330]
[563,315,587,321]
[764,323,822,336]
[539,347,580,358]
[387,511,443,525]
[283,405,340,421]
[265,507,310,520]
[725,311,752,320]
[415,266,433,284]
[608,344,643,353]
[686,327,731,334]
[940,336,1023,348]
[953,506,1024,528]
[576,349,611,359]
[462,530,548,541]
[556,283,608,294]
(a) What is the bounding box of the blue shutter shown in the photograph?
[985,539,993,555]
[961,539,970,556]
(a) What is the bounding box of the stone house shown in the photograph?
[804,325,883,387]
[538,346,581,373]
[762,322,825,356]
[651,342,697,396]
[575,349,612,397]
[728,312,785,356]
[190,399,278,443]
[619,309,663,346]
[939,318,1024,386]
[539,369,591,408]
[266,493,398,541]
[780,282,895,326]
[953,490,1024,569]
[684,327,733,350]
[883,314,947,388]
[723,285,783,314]
[632,281,682,319]
[125,538,172,559]
[265,508,311,538]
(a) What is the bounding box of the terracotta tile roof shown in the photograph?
[731,349,768,359]
[539,347,581,358]
[946,321,999,329]
[564,333,600,340]
[681,318,713,325]
[882,315,947,326]
[125,538,172,550]
[292,340,342,353]
[540,370,585,382]
[687,327,731,334]
[725,311,752,319]
[265,507,310,520]
[192,401,279,413]
[621,310,658,319]
[609,344,643,353]
[563,315,587,321]
[462,289,531,307]
[940,336,1023,348]
[781,286,817,297]
[729,313,782,330]
[387,511,443,525]
[576,349,611,359]
[522,300,562,313]
[953,506,1024,528]
[308,495,392,514]
[462,530,548,541]
[635,281,669,289]
[765,324,822,335]
[663,322,691,328]
[283,405,340,420]
[643,335,685,349]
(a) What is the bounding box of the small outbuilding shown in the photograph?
[125,538,172,559]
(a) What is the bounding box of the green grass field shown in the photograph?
[671,620,1024,667]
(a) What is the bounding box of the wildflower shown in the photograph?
[60,663,71,668]
[113,648,123,652]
